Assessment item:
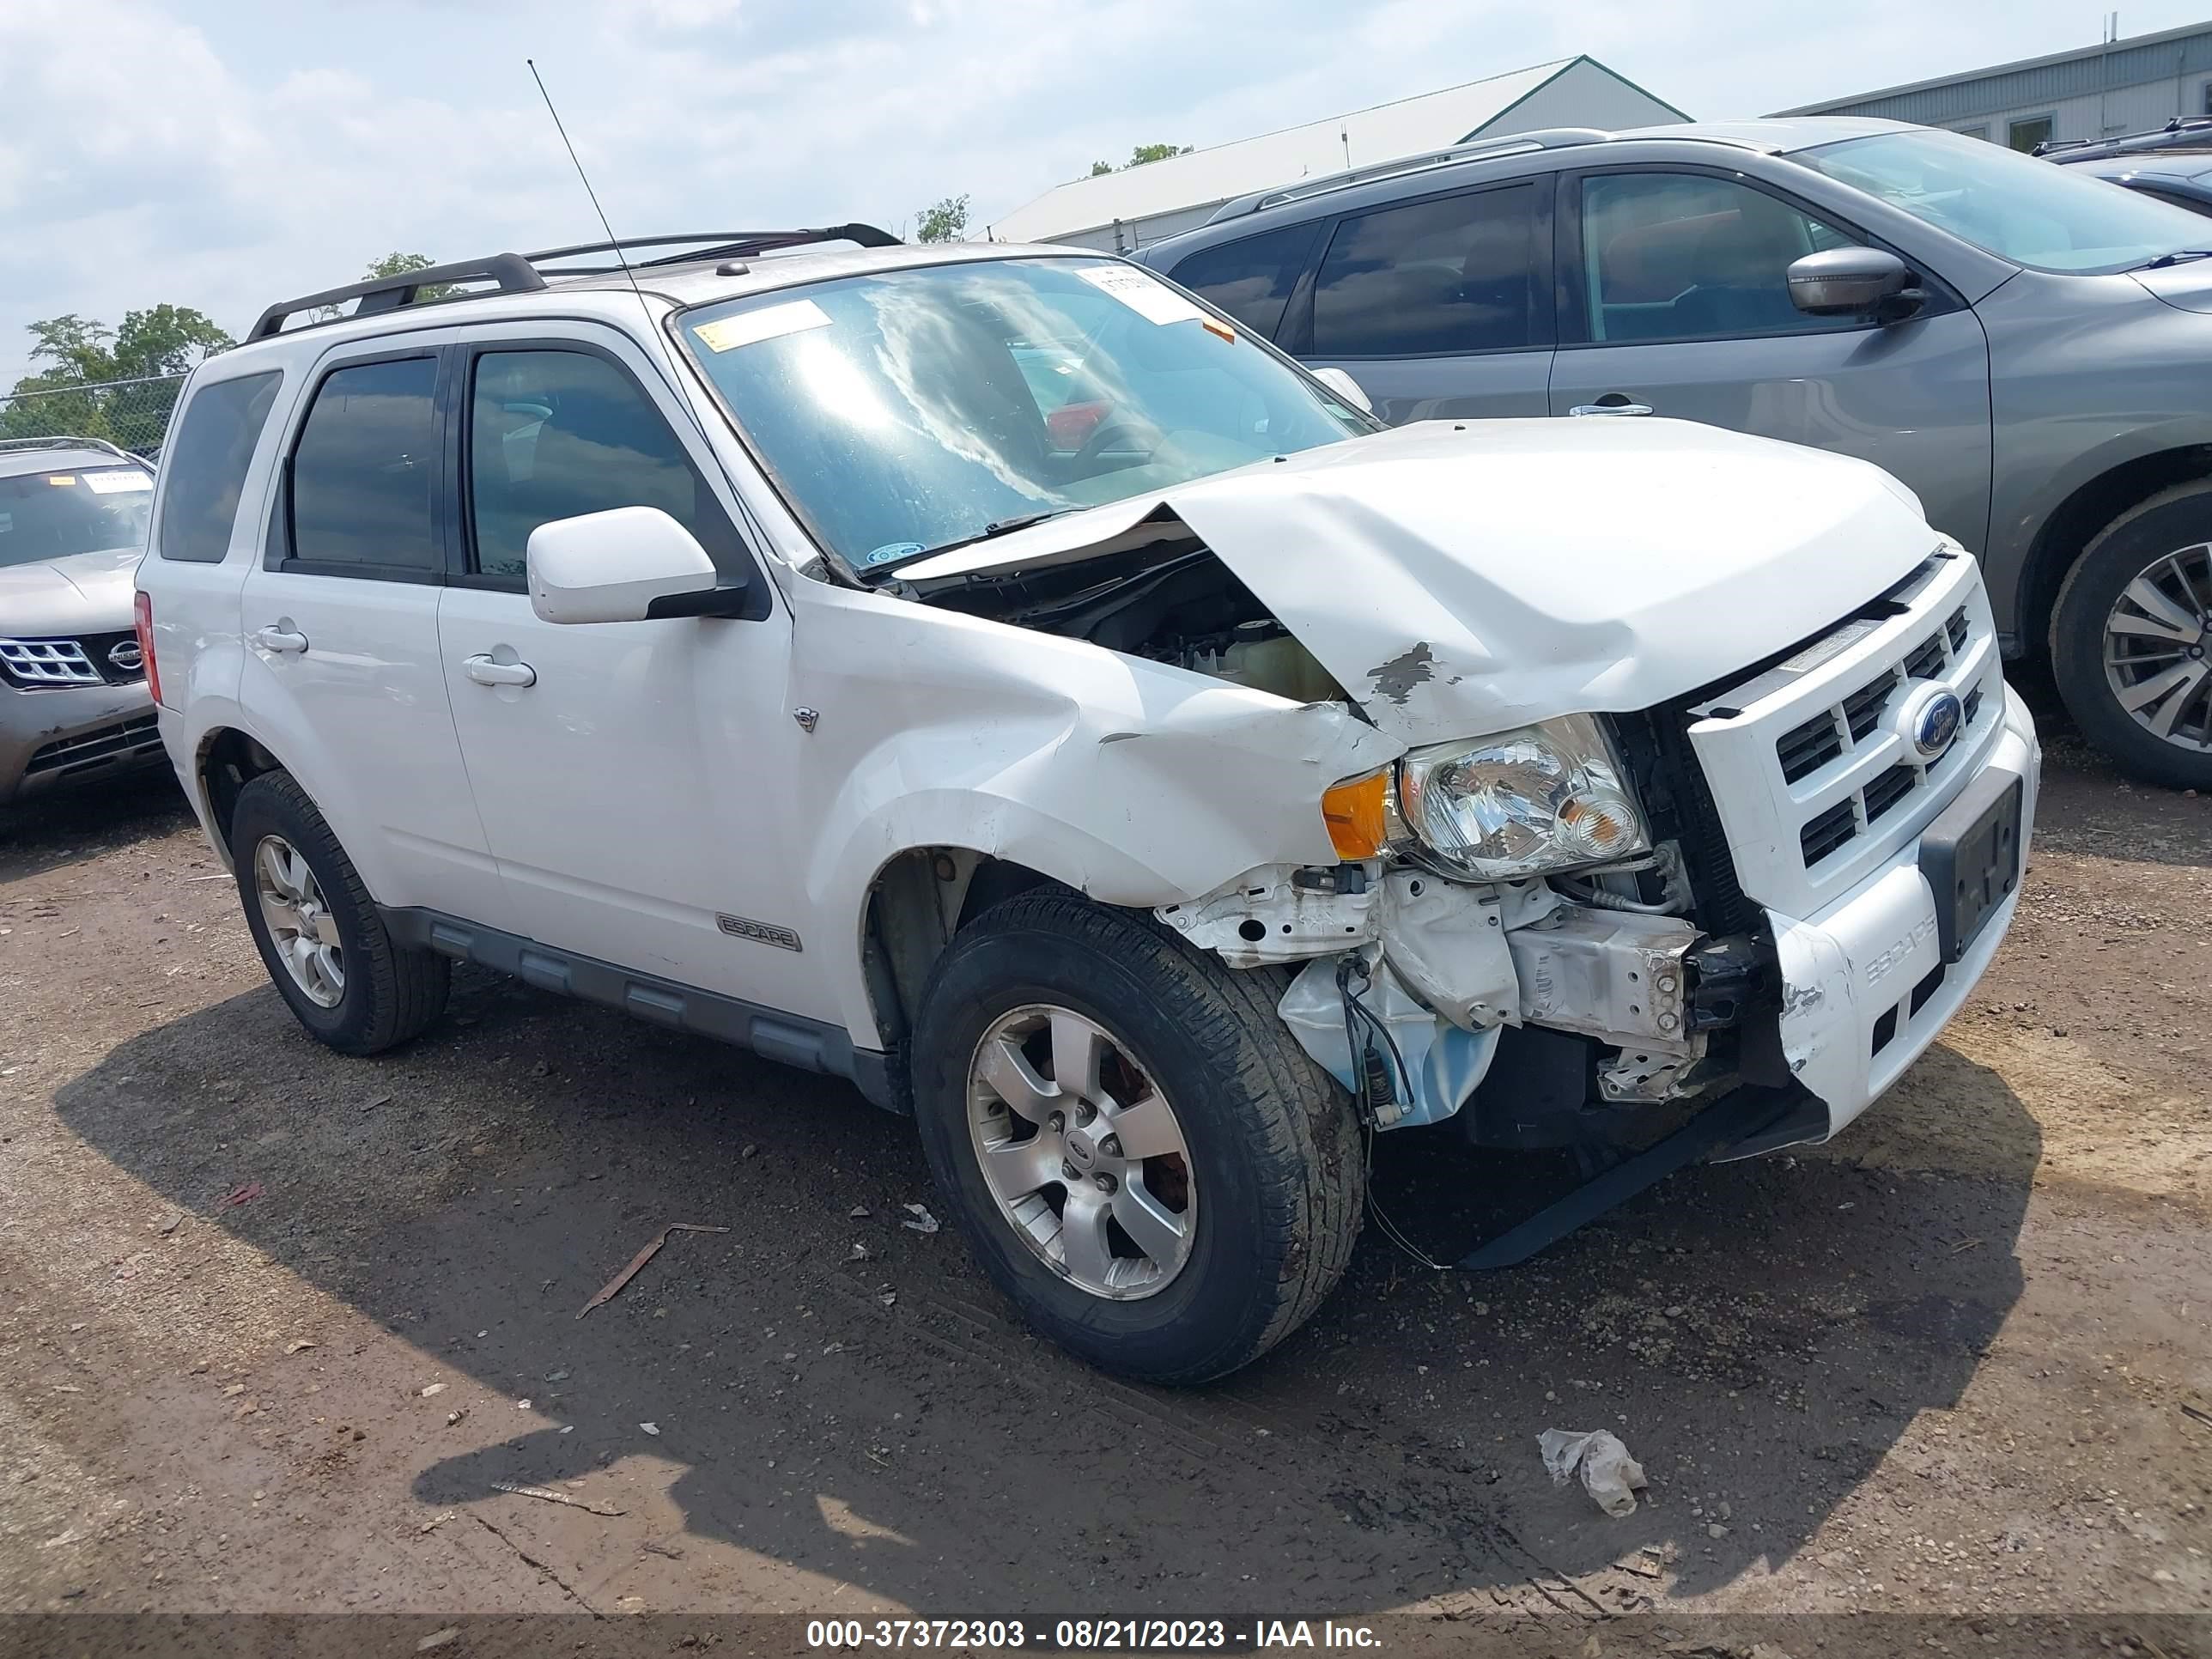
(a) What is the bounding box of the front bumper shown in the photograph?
[1765,683,2039,1140]
[0,679,162,805]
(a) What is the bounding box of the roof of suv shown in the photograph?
[1139,117,1915,256]
[0,436,149,482]
[231,229,1086,364]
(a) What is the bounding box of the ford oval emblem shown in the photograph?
[1911,689,1964,760]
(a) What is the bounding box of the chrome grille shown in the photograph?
[0,637,102,686]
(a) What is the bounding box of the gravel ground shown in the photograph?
[1,694,2207,1656]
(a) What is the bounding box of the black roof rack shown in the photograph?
[249,225,901,340]
[2036,115,2212,162]
[251,253,547,340]
[526,225,901,276]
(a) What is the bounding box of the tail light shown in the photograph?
[134,590,163,707]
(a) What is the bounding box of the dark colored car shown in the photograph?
[2058,149,2212,217]
[1136,118,2212,789]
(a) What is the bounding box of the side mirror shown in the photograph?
[1311,366,1373,416]
[526,507,747,624]
[1786,247,1920,319]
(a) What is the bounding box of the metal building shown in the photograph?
[1770,20,2212,152]
[988,56,1687,252]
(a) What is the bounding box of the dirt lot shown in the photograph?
[2,692,2208,1655]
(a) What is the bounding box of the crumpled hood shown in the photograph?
[0,546,142,636]
[901,419,1938,744]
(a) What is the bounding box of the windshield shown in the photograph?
[1796,128,2212,273]
[676,258,1371,573]
[0,464,155,570]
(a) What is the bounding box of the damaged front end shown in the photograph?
[899,447,2035,1195]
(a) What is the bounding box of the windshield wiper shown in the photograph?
[858,507,1076,581]
[2140,249,2212,270]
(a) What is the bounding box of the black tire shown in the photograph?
[2051,481,2212,791]
[229,771,449,1054]
[908,890,1364,1385]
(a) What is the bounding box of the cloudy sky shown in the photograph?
[3,0,2206,386]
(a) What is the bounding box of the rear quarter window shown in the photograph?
[1166,222,1323,337]
[157,370,284,562]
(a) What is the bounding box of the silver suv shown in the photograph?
[0,436,163,803]
[1139,117,2212,789]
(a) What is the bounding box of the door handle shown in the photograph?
[1568,398,1655,417]
[464,653,537,688]
[254,624,309,654]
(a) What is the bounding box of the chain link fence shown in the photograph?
[0,373,190,459]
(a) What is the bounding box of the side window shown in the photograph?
[289,357,441,572]
[465,349,739,581]
[1310,184,1540,356]
[1167,222,1322,337]
[1577,173,1862,345]
[157,371,283,562]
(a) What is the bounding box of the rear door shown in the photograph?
[1291,178,1555,422]
[1547,166,1994,552]
[236,346,512,928]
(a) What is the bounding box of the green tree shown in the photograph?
[3,304,232,448]
[1089,143,1194,177]
[913,194,970,244]
[108,305,234,380]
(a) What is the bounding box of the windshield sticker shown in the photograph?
[865,541,925,566]
[82,470,153,495]
[46,474,76,487]
[694,298,834,354]
[1075,265,1206,328]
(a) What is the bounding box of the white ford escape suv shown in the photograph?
[138,229,2039,1383]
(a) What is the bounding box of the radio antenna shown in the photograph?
[528,58,649,305]
[522,57,751,543]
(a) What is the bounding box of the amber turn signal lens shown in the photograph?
[1321,769,1390,860]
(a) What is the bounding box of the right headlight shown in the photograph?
[1398,714,1649,880]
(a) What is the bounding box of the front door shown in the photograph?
[433,331,826,1017]
[237,348,511,929]
[1547,167,1994,553]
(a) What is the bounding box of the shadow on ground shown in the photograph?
[0,775,190,883]
[54,964,2038,1613]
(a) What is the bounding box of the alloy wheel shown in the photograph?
[2103,542,2212,751]
[965,1005,1196,1300]
[253,834,344,1008]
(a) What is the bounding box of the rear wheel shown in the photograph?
[908,890,1363,1385]
[2051,482,2212,790]
[229,771,449,1054]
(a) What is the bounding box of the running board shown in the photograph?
[1457,1086,1803,1270]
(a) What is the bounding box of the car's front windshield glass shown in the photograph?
[675,258,1370,573]
[0,464,155,569]
[1795,128,2212,274]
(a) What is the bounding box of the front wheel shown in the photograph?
[908,891,1364,1385]
[2051,482,2212,790]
